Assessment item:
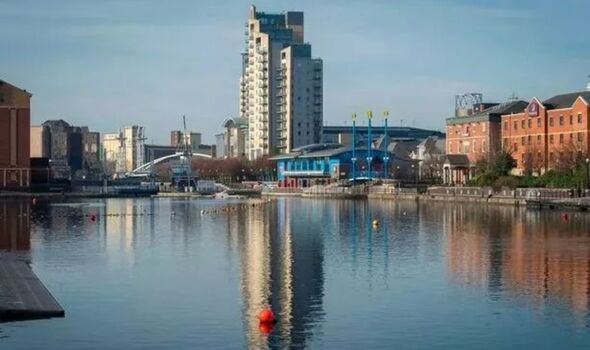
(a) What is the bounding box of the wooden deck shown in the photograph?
[0,256,64,322]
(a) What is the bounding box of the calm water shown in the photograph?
[1,197,590,349]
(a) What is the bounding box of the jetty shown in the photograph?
[0,254,64,322]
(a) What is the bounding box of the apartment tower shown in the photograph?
[240,5,323,159]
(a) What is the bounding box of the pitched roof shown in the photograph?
[543,91,590,109]
[444,154,470,167]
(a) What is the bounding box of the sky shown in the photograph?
[1,0,590,144]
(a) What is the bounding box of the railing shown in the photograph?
[425,186,583,200]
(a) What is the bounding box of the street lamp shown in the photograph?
[586,158,589,191]
[411,164,416,186]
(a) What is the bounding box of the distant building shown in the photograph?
[322,125,445,146]
[241,5,322,159]
[409,136,446,180]
[102,133,121,173]
[0,80,31,189]
[502,91,590,175]
[170,130,202,151]
[102,126,146,174]
[217,117,247,158]
[143,144,177,164]
[30,125,50,158]
[37,120,101,179]
[444,95,528,184]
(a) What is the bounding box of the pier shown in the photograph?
[0,255,64,322]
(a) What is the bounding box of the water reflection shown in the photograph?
[0,200,30,252]
[443,204,590,322]
[236,200,325,349]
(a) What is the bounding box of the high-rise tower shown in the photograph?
[240,5,323,159]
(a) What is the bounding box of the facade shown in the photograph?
[102,133,121,173]
[81,127,101,173]
[143,144,177,164]
[271,143,408,188]
[277,44,323,153]
[38,120,101,178]
[322,125,445,146]
[409,136,446,180]
[0,80,31,189]
[218,117,248,158]
[30,125,50,158]
[103,126,146,174]
[170,130,202,151]
[240,5,322,159]
[501,91,590,175]
[444,99,528,184]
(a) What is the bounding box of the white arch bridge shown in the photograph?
[126,152,212,178]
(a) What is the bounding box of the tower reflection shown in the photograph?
[235,199,325,349]
[0,200,31,252]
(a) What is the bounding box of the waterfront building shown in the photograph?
[501,91,590,175]
[270,143,409,188]
[0,80,31,189]
[444,95,527,184]
[240,5,322,159]
[35,120,101,179]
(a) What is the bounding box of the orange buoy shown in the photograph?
[258,309,276,323]
[259,321,274,334]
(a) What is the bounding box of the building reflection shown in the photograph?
[235,200,325,349]
[0,200,31,251]
[444,205,590,321]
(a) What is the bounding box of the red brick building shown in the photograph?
[0,80,31,189]
[501,91,590,175]
[444,100,528,184]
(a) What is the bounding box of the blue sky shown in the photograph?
[1,0,589,144]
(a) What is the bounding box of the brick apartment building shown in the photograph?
[502,91,590,175]
[0,80,31,190]
[444,99,527,184]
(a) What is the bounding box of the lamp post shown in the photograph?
[366,111,373,180]
[586,158,589,192]
[411,164,416,186]
[351,113,357,181]
[383,110,389,179]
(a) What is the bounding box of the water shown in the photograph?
[1,197,590,349]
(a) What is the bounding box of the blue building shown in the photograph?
[271,143,412,188]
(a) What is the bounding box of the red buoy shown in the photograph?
[258,309,276,323]
[259,322,274,334]
[90,214,97,222]
[561,212,569,221]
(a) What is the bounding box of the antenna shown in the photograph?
[587,75,590,91]
[508,92,519,101]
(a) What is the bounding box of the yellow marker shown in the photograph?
[367,111,373,119]
[383,111,389,117]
